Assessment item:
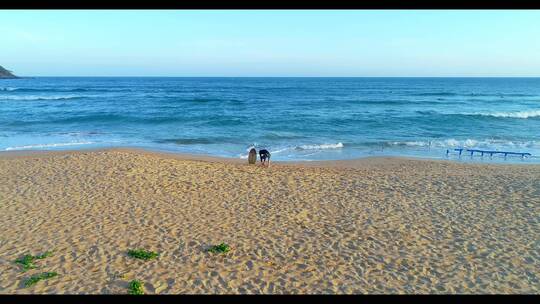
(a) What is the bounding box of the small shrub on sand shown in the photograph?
[23,272,58,288]
[15,251,53,272]
[127,249,159,260]
[207,243,231,254]
[128,280,144,295]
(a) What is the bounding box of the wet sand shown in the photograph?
[0,148,538,294]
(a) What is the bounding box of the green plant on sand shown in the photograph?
[127,249,159,260]
[15,251,53,272]
[128,279,144,295]
[23,272,58,288]
[207,243,231,254]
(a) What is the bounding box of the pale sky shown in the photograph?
[1,10,539,76]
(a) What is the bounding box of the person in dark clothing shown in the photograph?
[259,149,271,167]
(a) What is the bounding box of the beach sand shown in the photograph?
[0,148,538,294]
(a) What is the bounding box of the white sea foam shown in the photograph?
[239,142,344,158]
[388,139,540,150]
[5,141,95,151]
[270,147,289,154]
[296,142,344,150]
[391,141,431,147]
[465,110,540,119]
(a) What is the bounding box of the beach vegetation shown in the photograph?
[23,272,58,288]
[207,243,231,254]
[127,249,159,260]
[128,279,144,295]
[15,251,53,272]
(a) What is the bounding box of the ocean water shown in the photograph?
[1,77,540,163]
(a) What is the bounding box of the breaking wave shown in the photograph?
[5,141,95,151]
[296,142,344,150]
[464,110,540,119]
[386,139,540,150]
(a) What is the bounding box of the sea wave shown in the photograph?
[262,132,306,140]
[464,110,540,119]
[0,95,85,101]
[0,87,50,92]
[5,141,95,151]
[54,131,102,137]
[0,87,134,93]
[415,109,540,119]
[157,138,214,145]
[156,137,235,145]
[238,142,344,159]
[386,139,540,149]
[270,147,290,154]
[296,142,344,150]
[411,92,457,97]
[5,114,189,126]
[467,93,537,97]
[410,92,537,98]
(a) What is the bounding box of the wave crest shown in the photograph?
[416,109,540,119]
[387,139,539,150]
[5,141,95,151]
[0,95,85,101]
[296,142,344,150]
[466,110,540,119]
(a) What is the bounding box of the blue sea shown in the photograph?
[1,77,540,163]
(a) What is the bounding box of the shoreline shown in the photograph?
[1,146,538,169]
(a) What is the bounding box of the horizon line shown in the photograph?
[9,75,540,78]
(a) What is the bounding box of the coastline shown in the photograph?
[1,147,538,294]
[1,146,538,168]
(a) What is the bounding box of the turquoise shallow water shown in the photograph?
[1,77,539,163]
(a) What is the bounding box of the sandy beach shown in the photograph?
[0,148,538,294]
